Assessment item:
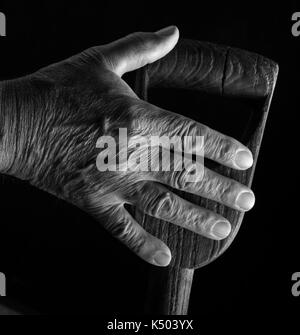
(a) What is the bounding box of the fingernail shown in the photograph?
[235,150,253,169]
[236,191,255,211]
[153,251,171,266]
[155,26,177,37]
[211,221,231,239]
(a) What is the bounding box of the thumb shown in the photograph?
[101,26,179,76]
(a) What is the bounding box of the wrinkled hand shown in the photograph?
[0,26,255,267]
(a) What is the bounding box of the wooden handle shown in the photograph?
[144,39,276,98]
[144,266,194,314]
[133,39,278,314]
[134,39,278,270]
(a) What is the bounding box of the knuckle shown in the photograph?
[172,164,199,189]
[218,180,235,203]
[152,191,174,217]
[199,211,214,230]
[208,135,236,162]
[178,119,198,137]
[218,138,235,160]
[125,32,155,58]
[143,187,175,218]
[172,170,187,189]
[186,207,220,235]
[128,32,156,52]
[81,46,107,66]
[184,160,204,184]
[184,206,212,232]
[196,169,232,201]
[180,119,208,138]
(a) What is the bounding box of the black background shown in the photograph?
[0,0,299,320]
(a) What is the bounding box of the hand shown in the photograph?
[0,26,255,267]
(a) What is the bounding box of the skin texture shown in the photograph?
[0,26,255,267]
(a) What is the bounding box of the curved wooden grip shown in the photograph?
[146,39,276,98]
[134,39,278,270]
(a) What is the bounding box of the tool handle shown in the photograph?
[134,38,278,315]
[141,39,277,98]
[144,266,194,315]
[134,39,278,270]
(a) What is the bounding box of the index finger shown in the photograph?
[133,101,253,170]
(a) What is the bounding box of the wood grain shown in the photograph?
[134,39,278,315]
[134,39,278,270]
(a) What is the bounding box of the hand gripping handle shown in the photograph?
[134,39,278,269]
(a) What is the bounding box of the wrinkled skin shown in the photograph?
[0,26,255,266]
